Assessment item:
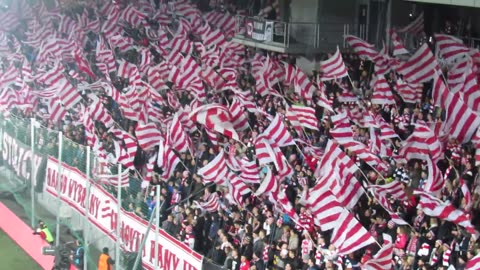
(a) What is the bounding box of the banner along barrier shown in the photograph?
[1,132,46,190]
[44,156,203,270]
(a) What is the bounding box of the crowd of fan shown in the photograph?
[3,0,480,270]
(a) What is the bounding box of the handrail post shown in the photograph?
[83,146,91,270]
[30,118,35,228]
[287,22,291,48]
[154,184,161,268]
[55,131,64,247]
[115,163,122,268]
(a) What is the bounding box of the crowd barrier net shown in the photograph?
[0,115,202,269]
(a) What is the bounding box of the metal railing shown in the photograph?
[234,15,364,52]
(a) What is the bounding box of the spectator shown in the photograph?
[72,239,84,270]
[97,247,114,270]
[32,220,54,246]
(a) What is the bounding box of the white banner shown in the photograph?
[1,132,44,184]
[44,157,203,270]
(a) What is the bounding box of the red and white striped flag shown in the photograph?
[372,191,409,225]
[144,153,157,182]
[293,67,316,100]
[197,192,220,212]
[254,166,278,196]
[341,140,385,167]
[399,124,444,162]
[397,12,424,34]
[319,47,349,81]
[135,123,161,151]
[157,137,181,179]
[448,58,471,87]
[239,160,262,184]
[330,112,354,140]
[344,35,378,60]
[432,74,480,143]
[466,252,480,269]
[395,79,423,104]
[190,104,240,141]
[197,152,228,185]
[369,180,407,201]
[375,115,399,140]
[228,98,250,132]
[423,157,444,195]
[117,60,141,85]
[95,169,130,187]
[362,234,394,270]
[435,34,469,63]
[371,75,395,105]
[270,188,297,219]
[263,114,295,147]
[286,105,319,131]
[390,30,409,56]
[315,140,364,209]
[169,113,193,153]
[255,134,282,167]
[448,60,480,112]
[306,184,346,230]
[73,48,95,79]
[396,43,439,84]
[56,79,83,110]
[415,191,477,234]
[119,5,148,27]
[48,97,67,123]
[330,210,375,255]
[459,178,473,211]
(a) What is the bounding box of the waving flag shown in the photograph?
[157,137,181,179]
[391,30,409,56]
[435,34,469,63]
[371,75,395,105]
[190,104,240,140]
[169,113,193,153]
[399,124,443,162]
[397,12,424,34]
[315,140,364,209]
[396,43,439,84]
[306,184,346,230]
[344,35,378,60]
[286,105,319,131]
[363,234,394,270]
[415,191,477,234]
[319,47,349,81]
[432,74,480,142]
[254,166,278,196]
[263,114,295,147]
[135,123,161,151]
[197,152,228,185]
[330,210,375,255]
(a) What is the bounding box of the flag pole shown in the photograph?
[115,163,122,267]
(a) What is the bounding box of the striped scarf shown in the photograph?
[444,166,453,180]
[262,245,269,262]
[315,246,324,265]
[301,239,313,258]
[406,236,418,256]
[443,248,451,266]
